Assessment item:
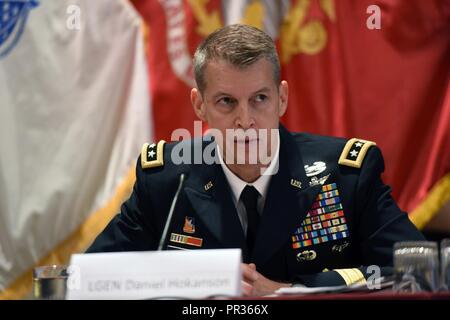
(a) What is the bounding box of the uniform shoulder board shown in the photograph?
[338,138,376,169]
[141,140,166,169]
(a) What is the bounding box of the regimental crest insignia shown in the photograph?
[183,216,195,234]
[0,0,39,59]
[141,140,166,169]
[338,138,376,169]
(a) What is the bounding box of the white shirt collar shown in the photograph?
[217,131,280,204]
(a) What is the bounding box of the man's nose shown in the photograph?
[235,104,255,129]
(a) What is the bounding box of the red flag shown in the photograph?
[280,0,450,226]
[132,0,222,140]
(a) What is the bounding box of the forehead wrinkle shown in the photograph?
[203,59,277,99]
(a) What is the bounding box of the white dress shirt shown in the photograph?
[217,132,280,235]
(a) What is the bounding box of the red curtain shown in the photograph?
[131,0,450,216]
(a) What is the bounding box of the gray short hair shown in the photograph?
[193,24,281,94]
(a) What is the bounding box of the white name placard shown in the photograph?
[66,249,242,300]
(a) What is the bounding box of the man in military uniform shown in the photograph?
[87,24,424,295]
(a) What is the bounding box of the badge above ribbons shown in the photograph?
[304,161,327,177]
[183,216,195,234]
[304,161,330,186]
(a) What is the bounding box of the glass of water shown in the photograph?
[393,241,439,293]
[33,265,68,300]
[440,239,450,291]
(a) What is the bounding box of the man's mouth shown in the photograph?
[234,137,258,144]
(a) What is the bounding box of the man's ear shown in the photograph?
[278,80,288,117]
[191,88,207,122]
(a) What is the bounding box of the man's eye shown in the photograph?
[217,97,235,105]
[254,94,267,103]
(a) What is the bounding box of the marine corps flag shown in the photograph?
[131,0,449,225]
[0,0,151,298]
[278,0,450,229]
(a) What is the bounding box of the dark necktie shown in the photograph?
[240,185,260,255]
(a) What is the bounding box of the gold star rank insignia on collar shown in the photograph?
[141,140,166,169]
[338,138,376,168]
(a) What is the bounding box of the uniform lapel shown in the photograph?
[183,141,247,253]
[252,125,322,267]
[180,127,321,265]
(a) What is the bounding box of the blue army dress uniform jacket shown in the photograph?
[87,125,424,287]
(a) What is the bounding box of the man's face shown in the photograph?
[191,58,288,166]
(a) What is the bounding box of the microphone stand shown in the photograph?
[157,173,187,251]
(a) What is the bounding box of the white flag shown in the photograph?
[0,0,152,298]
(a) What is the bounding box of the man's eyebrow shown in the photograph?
[252,87,271,95]
[211,87,271,100]
[212,92,233,100]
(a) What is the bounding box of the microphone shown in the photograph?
[157,172,189,251]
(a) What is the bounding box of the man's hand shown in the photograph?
[241,263,292,296]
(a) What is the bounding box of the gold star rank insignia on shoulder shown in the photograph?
[141,140,166,169]
[338,138,376,168]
